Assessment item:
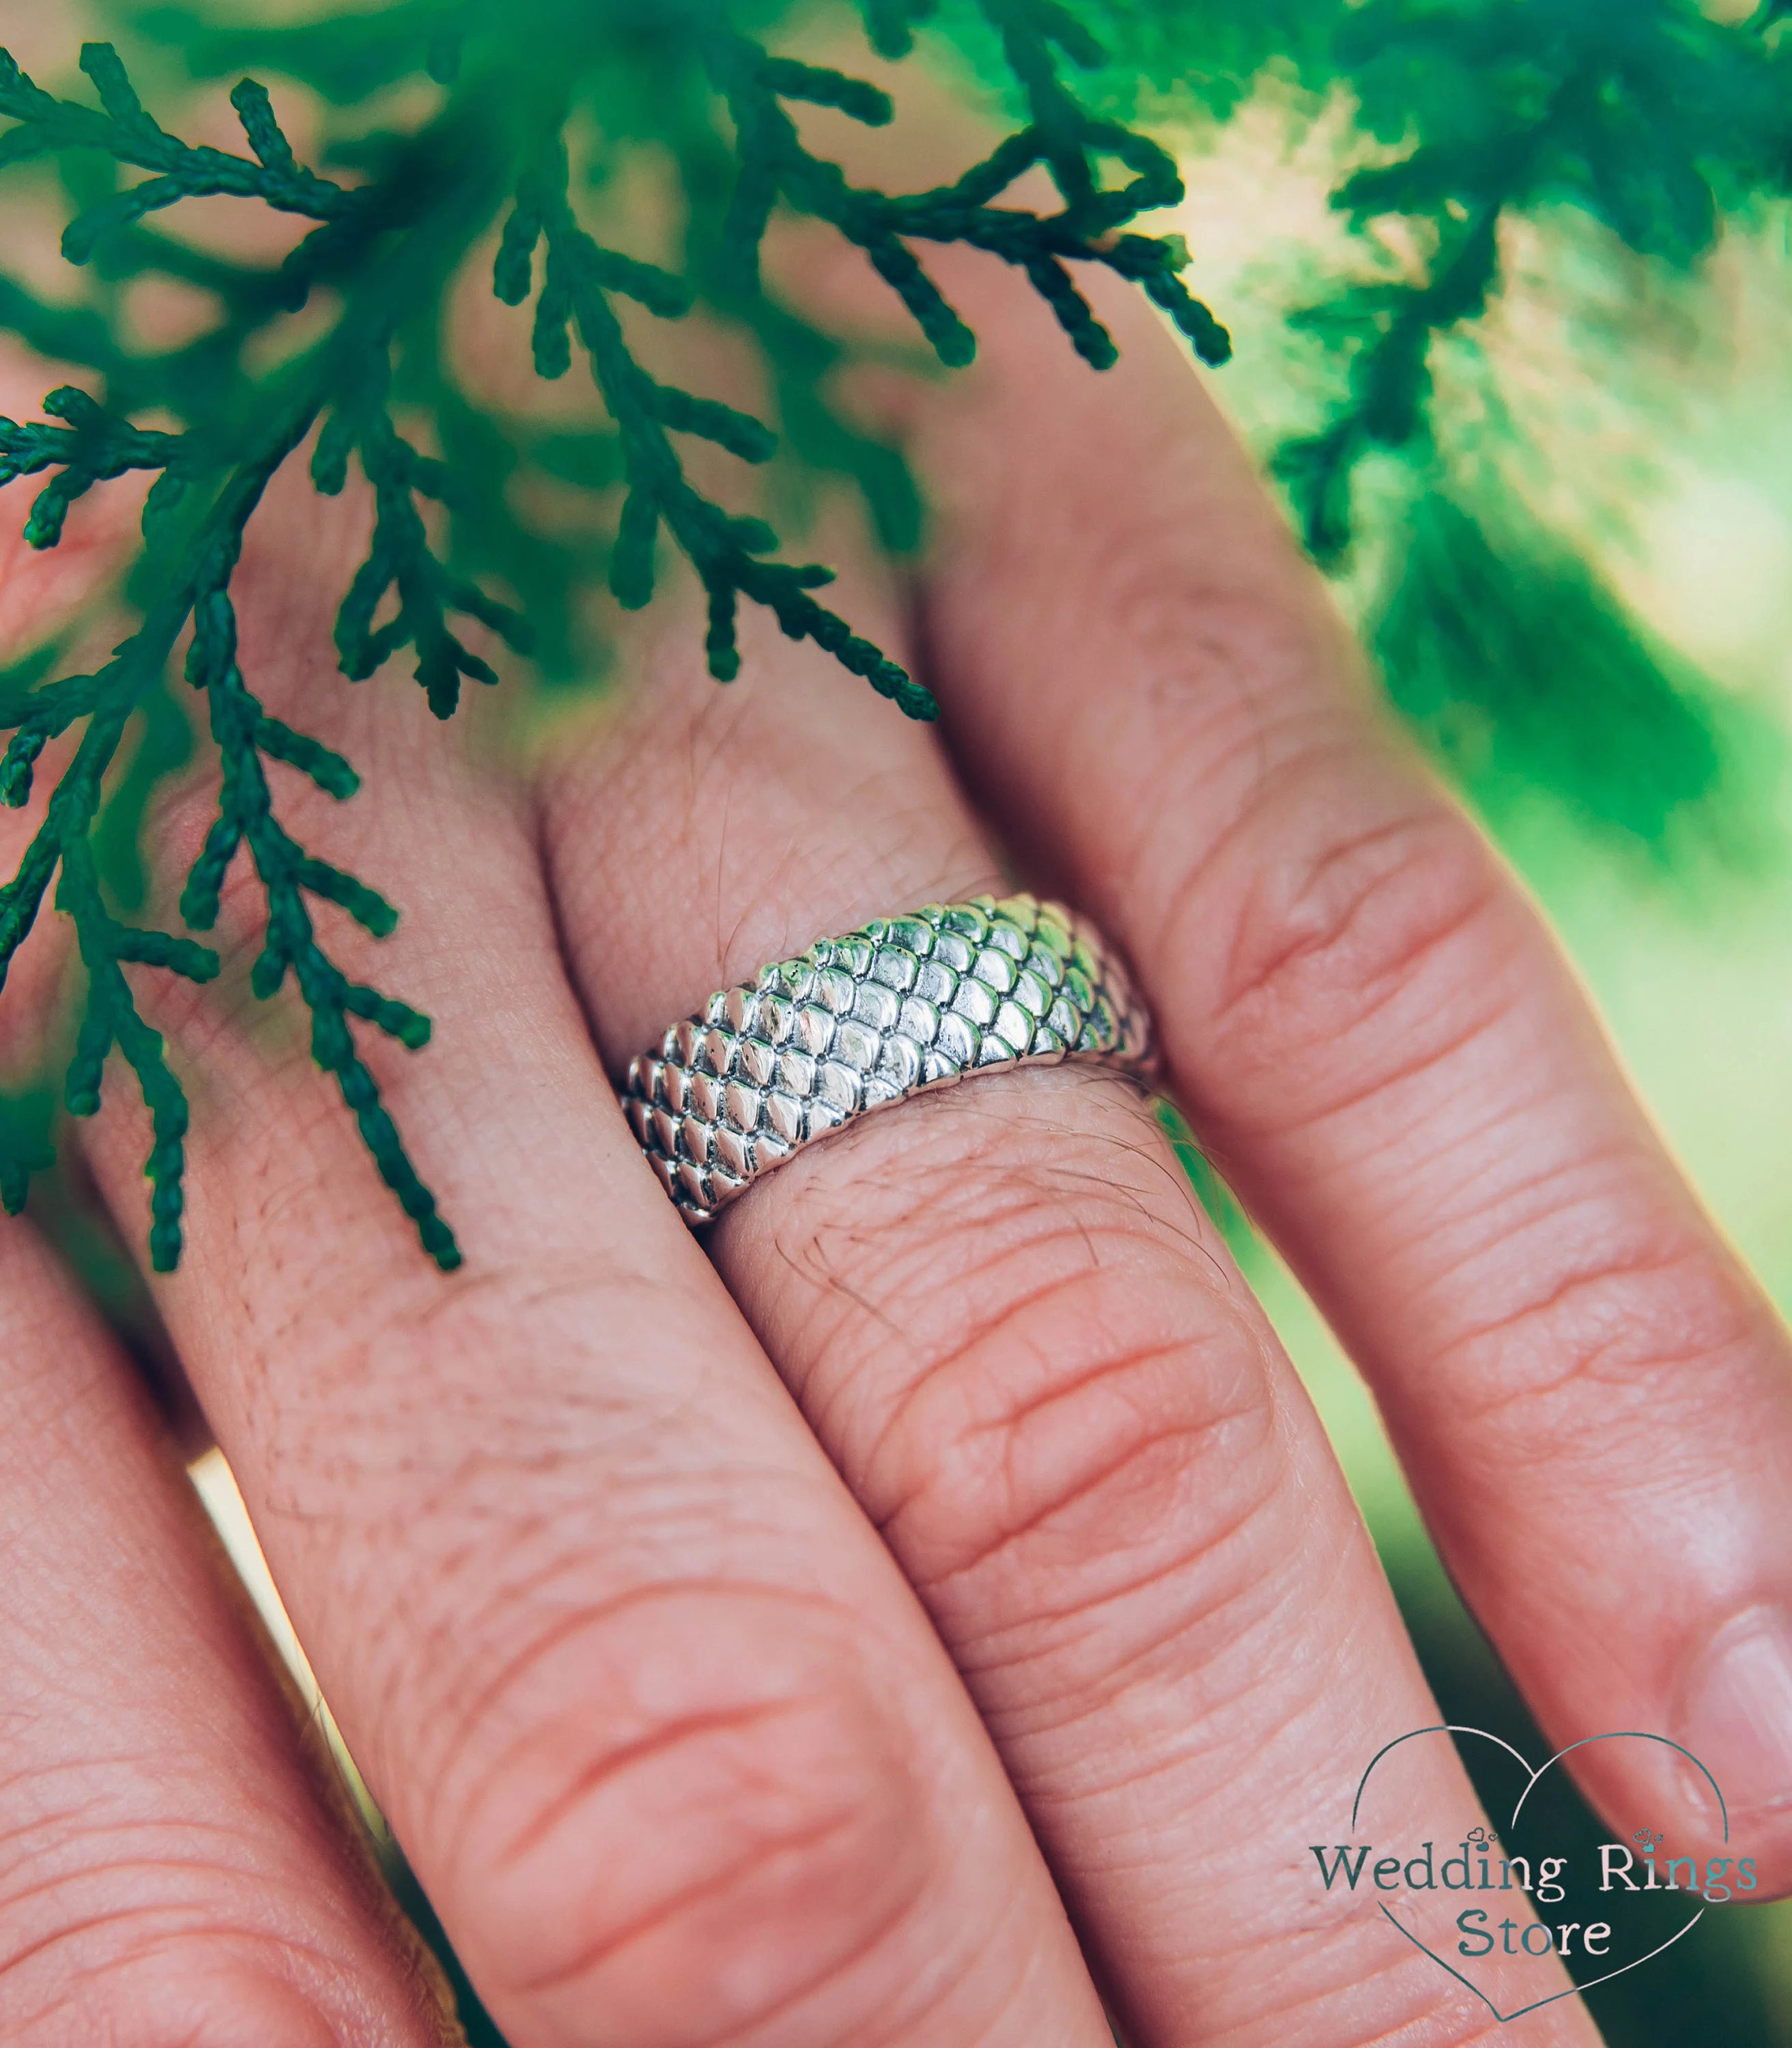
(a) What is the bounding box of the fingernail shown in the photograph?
[1674,1605,1792,1818]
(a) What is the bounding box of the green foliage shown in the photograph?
[1050,0,1791,846]
[0,2,1223,1268]
[1272,0,1789,565]
[1276,0,1792,846]
[1371,489,1739,849]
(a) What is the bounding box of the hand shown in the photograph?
[2,244,1788,2048]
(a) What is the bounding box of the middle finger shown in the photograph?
[70,454,1111,2048]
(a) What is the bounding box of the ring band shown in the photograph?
[621,892,1156,1225]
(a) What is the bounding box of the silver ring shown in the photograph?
[621,892,1156,1225]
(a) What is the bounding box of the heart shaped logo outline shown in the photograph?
[1350,1724,1729,2024]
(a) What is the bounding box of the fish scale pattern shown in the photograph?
[622,892,1155,1225]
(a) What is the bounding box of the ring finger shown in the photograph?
[542,509,1599,2047]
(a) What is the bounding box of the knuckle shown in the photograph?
[776,1090,1293,1693]
[1052,557,1522,1140]
[881,1259,1277,1597]
[1164,744,1511,1125]
[1113,572,1343,743]
[1211,772,1500,1040]
[443,1582,938,2045]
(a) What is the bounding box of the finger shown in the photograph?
[540,517,1601,2045]
[0,1217,453,2045]
[886,252,1792,1885]
[66,455,1113,2048]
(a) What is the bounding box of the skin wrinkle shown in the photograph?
[898,1382,1267,1597]
[1434,1236,1743,1393]
[0,1810,294,1869]
[838,1927,994,2048]
[429,1574,904,1862]
[27,1952,377,2048]
[935,478,1342,837]
[384,1504,644,1704]
[1214,1952,1489,2048]
[1081,1838,1460,2044]
[1290,997,1559,1184]
[855,1255,1141,1483]
[350,1475,814,1676]
[1204,991,1524,1171]
[0,1894,280,1985]
[1417,1172,1704,1322]
[490,1698,815,1877]
[719,1879,967,2048]
[842,1251,1263,1559]
[507,1808,899,2006]
[462,1685,982,2048]
[210,1263,724,1532]
[781,1086,1217,1326]
[1268,1070,1571,1276]
[428,1507,860,1696]
[1390,1209,1765,1442]
[948,1484,1285,1717]
[1040,601,1361,926]
[1113,579,1345,748]
[1438,1290,1755,1445]
[979,1526,1311,1791]
[414,1572,755,1793]
[1217,812,1490,1032]
[23,1894,356,1992]
[917,1461,1307,1739]
[861,1223,1267,1471]
[1113,692,1376,933]
[1222,982,1521,1165]
[1370,1126,1649,1292]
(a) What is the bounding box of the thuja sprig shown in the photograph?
[1273,201,1507,566]
[498,136,937,714]
[180,585,455,1268]
[481,1,1225,712]
[707,0,1230,373]
[315,346,532,719]
[0,630,223,1271]
[59,832,218,1272]
[0,386,192,547]
[0,6,1229,1270]
[0,44,350,264]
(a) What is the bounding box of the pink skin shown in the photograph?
[0,198,1784,2048]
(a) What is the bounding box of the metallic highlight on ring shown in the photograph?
[621,892,1156,1225]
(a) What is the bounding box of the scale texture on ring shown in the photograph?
[621,892,1156,1225]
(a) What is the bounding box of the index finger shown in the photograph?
[895,253,1792,1888]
